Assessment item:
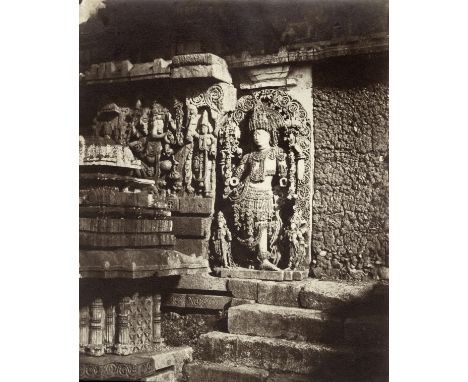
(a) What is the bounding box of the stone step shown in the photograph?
[197,331,387,378]
[185,361,268,382]
[228,303,344,343]
[185,361,372,382]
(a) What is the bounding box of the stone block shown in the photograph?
[298,280,380,310]
[344,315,388,346]
[141,369,175,382]
[198,331,355,375]
[171,54,232,83]
[257,281,307,307]
[163,293,231,310]
[228,304,343,343]
[227,279,259,300]
[185,362,269,382]
[147,346,192,382]
[177,197,214,215]
[175,238,209,257]
[231,298,256,307]
[173,274,228,292]
[172,216,211,238]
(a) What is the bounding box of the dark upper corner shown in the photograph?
[79,0,389,71]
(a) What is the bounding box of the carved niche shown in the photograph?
[82,82,235,198]
[213,89,312,271]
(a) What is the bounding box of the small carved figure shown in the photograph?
[285,217,308,269]
[193,110,217,196]
[211,211,234,268]
[227,104,288,271]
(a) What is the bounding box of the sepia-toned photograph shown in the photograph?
[78,0,388,380]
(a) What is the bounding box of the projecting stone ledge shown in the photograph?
[83,53,232,84]
[79,248,209,279]
[219,268,309,281]
[79,346,192,381]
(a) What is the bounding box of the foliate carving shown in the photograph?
[210,211,234,268]
[217,90,312,271]
[128,295,153,353]
[79,359,155,380]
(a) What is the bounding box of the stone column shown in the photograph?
[115,297,132,355]
[88,298,104,356]
[152,293,163,345]
[79,306,89,352]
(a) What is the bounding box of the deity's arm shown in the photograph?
[275,148,288,187]
[229,154,249,187]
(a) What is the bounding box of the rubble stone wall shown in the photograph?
[311,54,389,280]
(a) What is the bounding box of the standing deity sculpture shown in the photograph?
[192,110,217,196]
[210,211,234,268]
[226,104,288,271]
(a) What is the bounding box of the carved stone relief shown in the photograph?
[213,89,312,271]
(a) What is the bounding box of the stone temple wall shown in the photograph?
[311,54,389,280]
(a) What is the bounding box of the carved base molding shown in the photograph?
[217,268,309,281]
[79,346,193,381]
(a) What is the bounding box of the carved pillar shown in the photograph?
[115,297,132,355]
[104,305,115,352]
[152,294,163,345]
[79,306,89,351]
[88,298,104,356]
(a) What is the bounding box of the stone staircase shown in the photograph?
[183,279,388,382]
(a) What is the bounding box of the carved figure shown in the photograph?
[193,110,217,196]
[227,104,288,271]
[211,211,234,268]
[285,216,308,269]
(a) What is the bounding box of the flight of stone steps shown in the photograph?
[183,278,388,382]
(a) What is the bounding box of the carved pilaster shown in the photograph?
[104,305,115,353]
[79,306,89,352]
[87,299,104,356]
[152,294,163,345]
[115,297,132,355]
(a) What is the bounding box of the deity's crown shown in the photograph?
[151,102,168,120]
[248,101,283,134]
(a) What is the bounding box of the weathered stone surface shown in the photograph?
[175,239,209,257]
[79,249,209,279]
[173,274,228,292]
[147,346,192,381]
[161,312,225,360]
[79,231,176,248]
[141,369,175,382]
[231,298,256,307]
[298,280,379,310]
[164,293,231,310]
[257,281,307,307]
[344,315,388,346]
[177,197,214,215]
[312,56,389,280]
[172,216,211,238]
[198,332,354,375]
[185,362,268,382]
[227,279,259,300]
[228,304,343,343]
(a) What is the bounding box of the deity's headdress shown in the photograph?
[248,101,283,146]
